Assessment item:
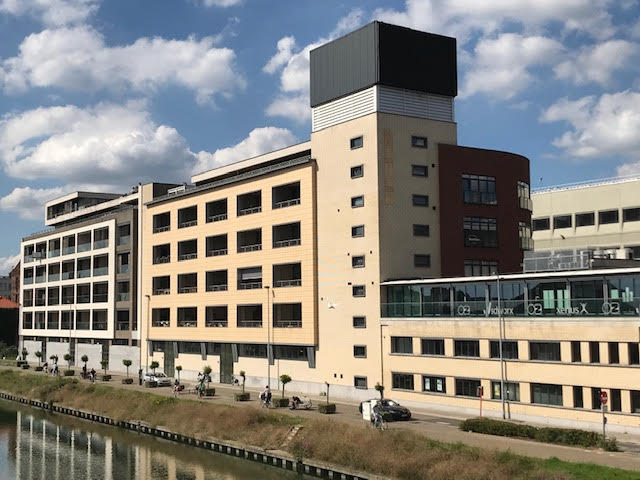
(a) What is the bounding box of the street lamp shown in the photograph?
[264,285,271,389]
[145,294,150,373]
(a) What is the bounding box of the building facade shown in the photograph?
[9,262,20,304]
[0,276,10,299]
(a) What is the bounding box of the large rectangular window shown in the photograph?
[391,336,413,354]
[576,212,595,227]
[623,207,640,223]
[237,305,262,328]
[571,341,582,362]
[608,342,619,364]
[532,218,550,231]
[413,224,429,237]
[629,343,640,365]
[414,255,431,268]
[177,307,197,327]
[421,339,444,356]
[491,381,520,401]
[455,378,481,397]
[392,373,414,390]
[464,217,498,248]
[464,260,497,276]
[354,376,367,389]
[531,383,563,406]
[573,386,584,408]
[423,375,446,393]
[462,174,497,205]
[454,340,480,357]
[205,306,228,327]
[489,340,518,359]
[206,199,227,222]
[589,341,600,363]
[553,215,572,229]
[529,342,561,361]
[152,308,170,327]
[412,194,429,207]
[599,209,619,224]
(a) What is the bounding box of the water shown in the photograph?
[0,400,304,480]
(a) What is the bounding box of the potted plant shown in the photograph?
[81,355,89,377]
[63,353,74,376]
[100,360,111,381]
[122,359,133,384]
[202,365,215,396]
[150,361,159,375]
[34,351,43,371]
[145,361,159,387]
[274,374,291,407]
[234,370,250,401]
[375,382,385,399]
[19,348,29,368]
[319,381,336,414]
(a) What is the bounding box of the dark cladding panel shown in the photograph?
[377,22,457,97]
[310,23,378,108]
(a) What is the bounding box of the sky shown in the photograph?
[1,0,639,273]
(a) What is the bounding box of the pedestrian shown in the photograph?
[138,368,143,386]
[90,368,96,383]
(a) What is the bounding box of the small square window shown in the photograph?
[353,345,367,358]
[412,165,428,177]
[352,285,366,297]
[351,225,365,237]
[354,376,368,389]
[351,196,364,208]
[411,136,428,148]
[350,165,363,178]
[414,254,430,268]
[350,136,363,150]
[412,194,429,207]
[413,224,429,237]
[352,255,365,268]
[353,316,366,328]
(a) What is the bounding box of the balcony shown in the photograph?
[35,275,46,284]
[117,321,130,331]
[61,271,74,280]
[62,236,75,255]
[273,303,302,328]
[117,235,130,246]
[206,270,228,292]
[206,234,227,257]
[117,292,130,302]
[152,276,170,295]
[77,269,91,279]
[77,243,91,253]
[153,212,170,233]
[35,293,46,307]
[76,320,90,330]
[62,295,74,305]
[206,199,227,223]
[237,305,262,328]
[237,191,261,216]
[23,276,33,285]
[63,246,75,255]
[237,320,262,328]
[93,294,108,303]
[178,273,197,294]
[153,244,170,264]
[94,227,109,249]
[48,249,60,258]
[35,315,45,329]
[177,307,197,327]
[238,267,262,290]
[273,222,301,249]
[77,294,91,304]
[274,279,301,288]
[237,229,261,253]
[178,206,197,229]
[152,308,170,327]
[205,306,227,327]
[48,266,60,282]
[93,267,108,276]
[92,322,107,330]
[273,319,303,328]
[153,287,170,295]
[117,224,130,246]
[178,239,197,261]
[273,182,300,209]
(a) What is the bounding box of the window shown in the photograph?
[489,341,518,359]
[571,341,582,362]
[629,343,640,365]
[599,209,619,224]
[352,285,366,297]
[411,136,427,148]
[530,342,561,361]
[116,310,130,330]
[351,225,365,237]
[353,345,367,358]
[237,267,262,290]
[177,307,197,327]
[205,306,228,327]
[589,341,600,363]
[177,239,197,261]
[350,165,363,178]
[351,196,364,208]
[153,212,170,233]
[237,228,262,253]
[353,316,366,328]
[177,273,197,294]
[414,255,431,268]
[623,207,640,223]
[553,215,572,229]
[273,303,302,328]
[153,244,170,264]
[274,345,308,361]
[491,381,520,401]
[421,339,444,356]
[354,376,367,389]
[391,336,413,354]
[237,305,262,328]
[591,388,602,410]
[464,217,498,248]
[352,255,365,268]
[611,389,622,412]
[272,183,300,209]
[631,391,640,413]
[532,218,550,231]
[412,194,429,207]
[423,375,446,393]
[178,342,201,355]
[92,310,107,330]
[608,342,619,364]
[152,308,170,327]
[238,344,267,358]
[454,340,480,357]
[392,373,414,390]
[573,386,584,408]
[455,378,481,397]
[152,276,170,295]
[531,383,563,406]
[413,224,429,237]
[178,205,198,228]
[464,260,497,276]
[93,227,109,249]
[206,199,228,222]
[576,212,595,227]
[517,181,532,210]
[350,136,363,149]
[207,270,228,292]
[462,174,497,205]
[412,165,428,177]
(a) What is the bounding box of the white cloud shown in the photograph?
[461,33,563,99]
[193,126,298,173]
[0,0,98,26]
[554,40,637,86]
[540,91,640,161]
[0,253,20,276]
[263,36,296,74]
[1,26,245,104]
[0,186,67,220]
[200,0,242,6]
[265,95,310,123]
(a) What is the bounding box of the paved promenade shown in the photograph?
[7,365,640,472]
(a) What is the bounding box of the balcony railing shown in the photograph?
[23,277,33,285]
[35,276,45,283]
[154,256,170,264]
[35,320,46,329]
[117,293,130,302]
[207,214,227,222]
[93,322,107,330]
[62,296,74,304]
[23,321,33,329]
[238,244,261,253]
[48,298,59,306]
[48,249,60,258]
[153,288,170,295]
[273,198,300,209]
[48,274,60,282]
[60,321,71,330]
[177,320,197,327]
[152,320,169,327]
[273,238,301,248]
[61,272,74,280]
[116,322,130,331]
[77,295,90,303]
[238,282,262,290]
[76,321,90,330]
[63,247,75,255]
[94,267,108,276]
[118,265,129,274]
[205,320,228,327]
[23,300,33,307]
[35,299,45,307]
[207,248,227,257]
[47,321,59,329]
[237,320,262,328]
[153,225,170,233]
[24,255,33,263]
[178,253,197,261]
[206,284,228,292]
[78,243,91,253]
[274,279,301,288]
[94,240,108,249]
[520,237,534,251]
[178,220,197,229]
[178,286,197,294]
[117,235,130,246]
[273,319,302,328]
[93,294,108,303]
[238,206,261,216]
[77,269,91,278]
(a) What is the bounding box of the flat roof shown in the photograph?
[45,191,121,209]
[532,175,640,195]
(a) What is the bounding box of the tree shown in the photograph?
[63,353,72,369]
[175,365,182,382]
[202,365,212,388]
[49,354,58,364]
[122,359,132,378]
[35,351,42,366]
[150,361,159,375]
[280,374,291,398]
[375,382,385,399]
[239,370,246,393]
[21,348,27,361]
[81,355,89,370]
[100,360,108,375]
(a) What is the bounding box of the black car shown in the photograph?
[359,399,412,421]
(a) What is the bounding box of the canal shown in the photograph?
[0,399,306,479]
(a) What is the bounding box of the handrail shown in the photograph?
[238,206,262,216]
[206,284,228,292]
[274,279,301,288]
[273,198,300,209]
[206,249,227,257]
[273,238,301,248]
[207,213,228,222]
[238,244,262,253]
[238,282,262,290]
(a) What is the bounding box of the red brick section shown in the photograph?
[438,144,531,277]
[0,296,19,309]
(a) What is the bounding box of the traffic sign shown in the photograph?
[600,391,608,405]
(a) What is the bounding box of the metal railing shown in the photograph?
[154,256,170,264]
[94,240,108,249]
[92,322,107,330]
[237,320,262,328]
[48,274,60,282]
[178,220,197,229]
[178,253,197,261]
[273,198,300,209]
[205,320,228,327]
[93,294,108,303]
[238,282,262,290]
[117,235,130,246]
[93,267,108,276]
[274,279,301,288]
[207,248,227,257]
[207,214,227,222]
[117,293,130,302]
[178,286,197,294]
[77,269,91,278]
[152,288,170,295]
[177,320,197,327]
[153,225,170,233]
[238,206,262,216]
[152,320,169,327]
[116,322,130,331]
[273,319,302,328]
[206,284,228,292]
[273,238,301,248]
[238,244,262,253]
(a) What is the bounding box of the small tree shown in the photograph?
[280,374,291,398]
[122,359,132,378]
[239,370,246,393]
[63,353,72,369]
[375,382,385,399]
[21,348,27,361]
[203,365,212,388]
[81,355,89,370]
[49,354,58,364]
[35,351,42,366]
[150,361,159,375]
[175,365,182,382]
[100,360,108,375]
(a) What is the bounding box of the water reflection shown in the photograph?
[0,401,302,480]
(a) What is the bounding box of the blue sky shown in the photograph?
[1,0,639,272]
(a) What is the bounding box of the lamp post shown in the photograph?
[145,294,150,373]
[264,286,271,389]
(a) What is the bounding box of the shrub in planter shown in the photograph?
[274,397,290,408]
[35,366,43,372]
[21,364,30,370]
[122,378,134,385]
[204,388,215,397]
[101,375,111,381]
[63,370,75,376]
[318,403,336,414]
[144,380,157,388]
[234,392,250,401]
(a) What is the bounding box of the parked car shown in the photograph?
[359,399,412,420]
[144,372,172,387]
